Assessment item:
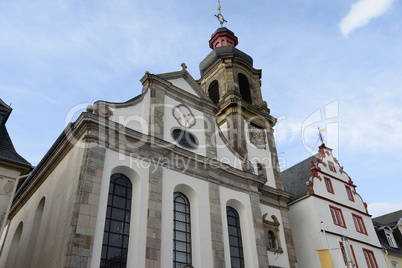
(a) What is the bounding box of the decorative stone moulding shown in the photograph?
[263,213,283,253]
[83,125,100,143]
[172,104,196,129]
[249,122,266,149]
[241,156,254,174]
[93,102,113,118]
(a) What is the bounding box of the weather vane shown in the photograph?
[215,0,227,27]
[318,127,326,144]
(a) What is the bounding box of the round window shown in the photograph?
[172,129,198,149]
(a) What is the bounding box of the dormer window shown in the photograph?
[385,228,398,248]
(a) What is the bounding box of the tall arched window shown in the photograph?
[227,206,244,268]
[238,73,252,103]
[5,222,23,268]
[208,80,220,105]
[23,197,45,266]
[100,173,132,268]
[173,192,191,268]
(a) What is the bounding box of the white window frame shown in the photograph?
[385,228,398,248]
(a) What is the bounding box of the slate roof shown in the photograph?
[373,210,402,257]
[199,46,254,76]
[0,99,32,169]
[373,210,402,226]
[281,155,317,199]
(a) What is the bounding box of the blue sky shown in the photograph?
[1,0,401,217]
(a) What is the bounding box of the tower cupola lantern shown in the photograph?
[209,27,238,49]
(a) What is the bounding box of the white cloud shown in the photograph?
[368,202,402,217]
[274,115,303,145]
[339,0,395,37]
[340,87,402,152]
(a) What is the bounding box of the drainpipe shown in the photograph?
[0,173,31,256]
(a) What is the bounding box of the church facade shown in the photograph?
[0,28,297,268]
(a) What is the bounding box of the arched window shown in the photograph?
[263,214,283,253]
[173,192,191,268]
[5,222,23,268]
[227,206,244,268]
[23,197,45,266]
[268,231,276,249]
[238,73,252,103]
[208,80,220,105]
[100,173,132,268]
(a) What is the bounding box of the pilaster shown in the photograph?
[64,144,106,268]
[280,209,297,268]
[266,127,284,190]
[149,83,166,140]
[209,181,226,267]
[145,163,163,268]
[249,186,270,268]
[204,113,217,159]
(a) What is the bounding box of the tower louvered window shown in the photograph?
[208,80,220,104]
[238,73,252,103]
[101,173,132,268]
[173,192,192,268]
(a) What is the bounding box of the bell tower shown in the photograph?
[198,27,276,157]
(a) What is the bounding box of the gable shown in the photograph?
[157,70,211,101]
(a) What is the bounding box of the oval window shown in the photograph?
[172,129,198,149]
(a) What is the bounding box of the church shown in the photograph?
[0,25,298,268]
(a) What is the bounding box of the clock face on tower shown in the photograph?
[172,104,196,129]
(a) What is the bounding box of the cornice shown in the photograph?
[0,160,31,175]
[216,98,276,126]
[260,185,294,210]
[10,113,109,217]
[318,169,357,187]
[322,229,382,250]
[11,112,270,217]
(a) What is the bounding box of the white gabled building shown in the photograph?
[282,144,387,268]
